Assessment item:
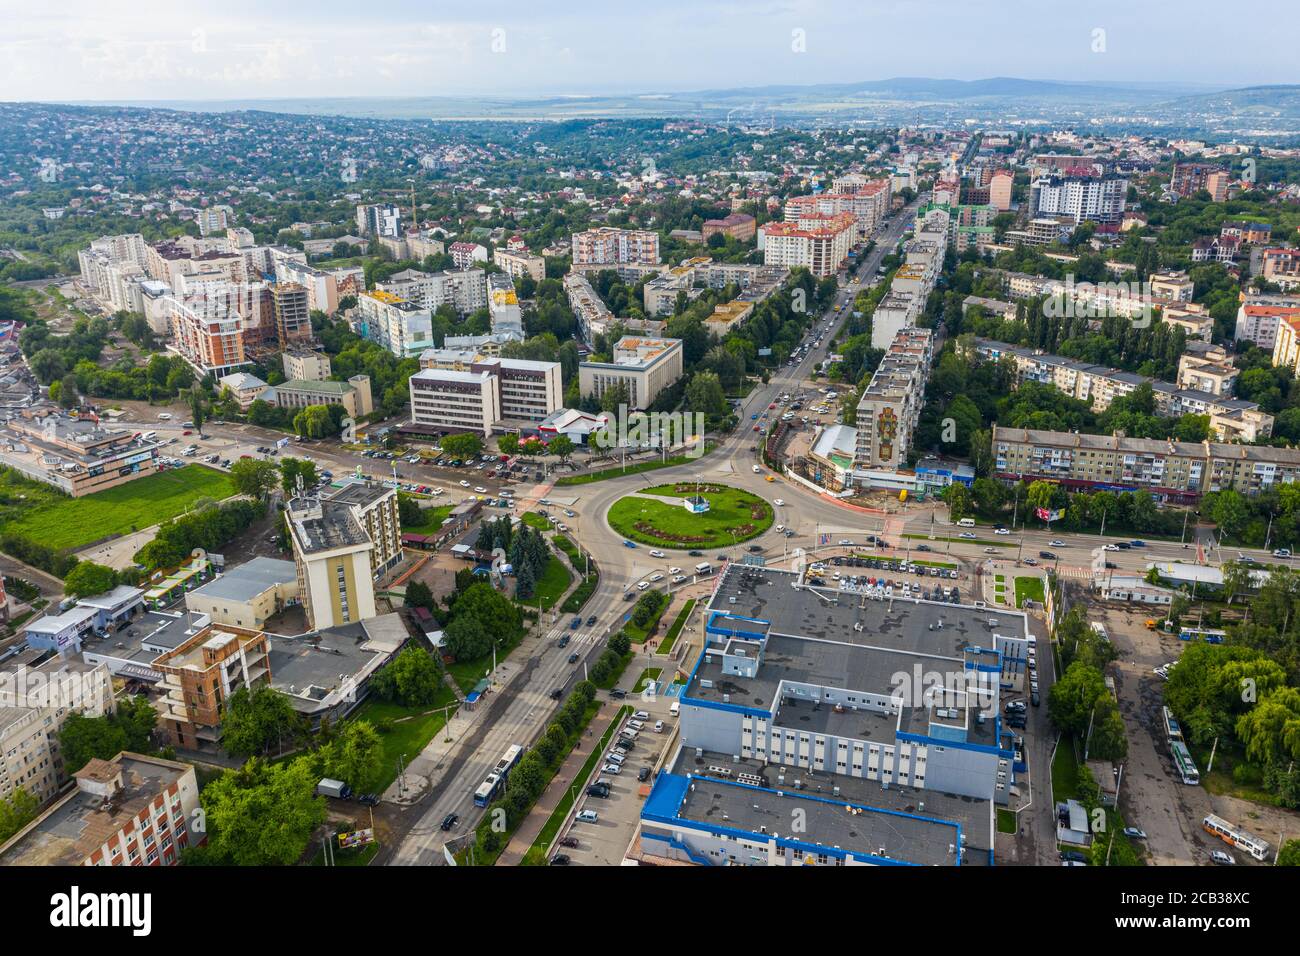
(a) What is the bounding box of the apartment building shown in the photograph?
[377,267,487,316]
[1160,303,1214,342]
[1235,302,1300,349]
[283,349,331,382]
[410,350,562,435]
[578,336,684,410]
[571,227,660,268]
[449,242,488,270]
[0,410,162,497]
[217,371,269,410]
[273,254,342,315]
[1150,271,1195,303]
[989,170,1013,211]
[760,212,855,277]
[152,623,271,750]
[166,295,248,375]
[1221,221,1272,245]
[0,753,202,867]
[784,179,889,240]
[1029,174,1128,226]
[492,247,546,281]
[564,272,615,342]
[870,291,922,350]
[1191,236,1240,263]
[1177,344,1238,396]
[324,480,403,579]
[1171,162,1230,201]
[1270,312,1300,377]
[1262,248,1300,286]
[287,492,379,633]
[853,328,934,471]
[487,272,524,339]
[270,282,313,350]
[970,339,1272,441]
[356,203,403,238]
[992,425,1300,503]
[354,290,436,358]
[701,212,757,242]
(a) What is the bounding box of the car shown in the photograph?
[1005,700,1026,712]
[983,547,997,554]
[1023,558,1039,566]
[549,687,563,700]
[622,591,636,602]
[1104,543,1120,551]
[605,752,626,765]
[768,403,776,409]
[916,544,932,552]
[637,766,652,782]
[576,810,599,823]
[1059,850,1087,863]
[557,634,570,648]
[1122,827,1147,839]
[688,550,703,557]
[636,581,650,591]
[474,486,487,494]
[459,479,470,487]
[671,574,687,584]
[1275,548,1292,558]
[959,532,977,540]
[773,498,785,506]
[600,763,621,775]
[558,836,580,849]
[570,616,582,630]
[1049,540,1065,547]
[1039,551,1057,560]
[747,545,763,553]
[564,509,576,517]
[357,792,380,806]
[994,528,1010,536]
[550,854,571,865]
[1129,540,1146,548]
[752,465,761,473]
[1031,690,1040,707]
[654,720,664,733]
[1210,850,1235,865]
[440,813,459,831]
[568,652,579,664]
[649,549,666,558]
[623,540,637,549]
[585,614,597,626]
[753,425,760,432]
[585,784,609,798]
[750,413,759,421]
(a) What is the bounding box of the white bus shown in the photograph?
[1203,814,1271,861]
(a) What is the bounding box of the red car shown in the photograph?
[182,430,192,436]
[752,425,760,432]
[768,403,776,409]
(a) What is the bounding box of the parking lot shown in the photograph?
[552,700,678,866]
[806,552,970,605]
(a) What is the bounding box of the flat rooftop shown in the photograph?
[655,748,991,866]
[188,556,295,603]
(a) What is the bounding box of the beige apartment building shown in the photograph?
[409,351,563,436]
[287,492,380,633]
[853,329,934,470]
[579,336,684,410]
[493,247,546,281]
[283,349,332,381]
[760,212,855,277]
[992,425,1300,503]
[267,375,373,420]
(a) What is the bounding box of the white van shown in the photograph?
[957,518,976,528]
[669,701,680,717]
[141,431,158,441]
[694,562,713,575]
[618,728,638,741]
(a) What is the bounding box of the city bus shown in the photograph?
[1171,740,1200,785]
[473,744,524,807]
[1179,627,1226,644]
[1203,814,1271,861]
[1162,706,1183,744]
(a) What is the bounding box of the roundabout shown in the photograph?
[606,482,774,550]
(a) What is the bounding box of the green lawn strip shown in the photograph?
[608,483,772,550]
[401,504,453,536]
[8,464,235,551]
[996,808,1018,834]
[520,704,632,866]
[465,698,603,867]
[624,593,671,644]
[311,840,380,867]
[1015,577,1046,607]
[520,511,551,532]
[555,445,716,486]
[554,534,599,614]
[633,667,663,693]
[530,555,573,611]
[658,599,695,655]
[350,691,459,792]
[903,533,1009,548]
[1052,737,1081,802]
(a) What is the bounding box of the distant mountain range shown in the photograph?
[68,77,1300,135]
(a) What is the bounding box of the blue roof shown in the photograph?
[642,772,691,822]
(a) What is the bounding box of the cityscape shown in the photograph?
[0,0,1296,922]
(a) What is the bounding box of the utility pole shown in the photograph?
[1206,735,1219,775]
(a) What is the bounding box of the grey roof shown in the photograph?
[189,557,296,604]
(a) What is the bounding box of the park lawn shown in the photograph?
[658,599,695,655]
[531,555,573,611]
[402,504,453,536]
[520,511,551,532]
[350,691,459,792]
[608,483,772,550]
[8,464,235,551]
[1015,576,1046,607]
[624,593,670,644]
[997,808,1018,834]
[1052,737,1081,802]
[911,559,958,570]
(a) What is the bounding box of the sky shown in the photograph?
[1,0,1295,104]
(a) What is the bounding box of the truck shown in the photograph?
[316,778,352,800]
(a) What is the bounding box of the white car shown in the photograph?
[564,509,576,517]
[1049,539,1065,547]
[459,480,470,487]
[431,488,444,496]
[1104,544,1119,551]
[649,550,666,558]
[773,498,785,506]
[752,464,761,473]
[671,574,687,584]
[668,567,682,574]
[474,486,487,494]
[649,573,664,583]
[959,532,977,540]
[636,581,651,591]
[600,763,622,775]
[994,528,1010,536]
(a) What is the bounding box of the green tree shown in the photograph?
[230,457,279,500]
[220,686,303,759]
[548,435,575,464]
[373,645,442,706]
[57,696,158,774]
[441,433,484,461]
[1048,661,1109,738]
[279,456,319,497]
[195,757,325,866]
[445,615,493,661]
[0,788,39,845]
[320,721,384,792]
[498,433,520,457]
[403,580,435,612]
[63,561,119,598]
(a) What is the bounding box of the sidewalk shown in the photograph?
[495,702,617,865]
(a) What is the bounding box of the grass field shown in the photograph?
[402,504,453,536]
[607,483,772,550]
[903,533,1009,548]
[1015,576,1046,607]
[520,511,551,532]
[350,691,459,792]
[532,555,573,611]
[634,667,663,692]
[7,465,235,551]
